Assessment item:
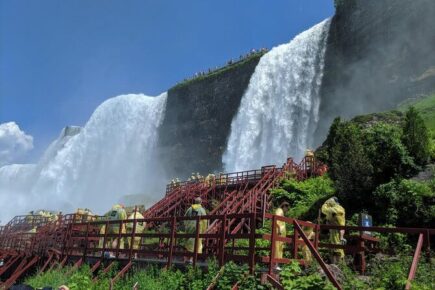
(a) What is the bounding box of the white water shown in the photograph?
[223,19,331,172]
[0,93,167,222]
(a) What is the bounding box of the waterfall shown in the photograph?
[223,19,331,172]
[0,93,167,222]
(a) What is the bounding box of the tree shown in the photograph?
[364,123,417,185]
[402,106,430,166]
[328,122,374,211]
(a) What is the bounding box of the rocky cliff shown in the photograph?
[158,54,263,178]
[316,0,435,144]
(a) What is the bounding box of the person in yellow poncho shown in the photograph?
[184,197,208,264]
[301,226,315,265]
[125,210,146,251]
[274,201,290,271]
[321,197,346,264]
[99,204,127,256]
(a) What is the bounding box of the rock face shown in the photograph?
[316,0,435,144]
[158,55,262,178]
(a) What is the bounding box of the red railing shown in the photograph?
[0,211,433,289]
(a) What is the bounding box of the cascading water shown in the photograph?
[223,19,331,172]
[0,93,167,222]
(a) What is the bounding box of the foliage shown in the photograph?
[402,106,431,166]
[25,259,269,290]
[319,112,431,217]
[323,119,374,211]
[375,225,413,254]
[430,137,435,161]
[280,261,335,290]
[367,255,435,290]
[364,123,417,185]
[373,179,435,228]
[270,175,335,220]
[25,265,68,288]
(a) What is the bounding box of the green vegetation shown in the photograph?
[24,260,269,290]
[373,178,435,227]
[402,107,431,166]
[278,256,435,290]
[316,106,433,222]
[271,175,335,221]
[280,261,335,290]
[268,105,434,289]
[171,51,266,90]
[400,94,435,161]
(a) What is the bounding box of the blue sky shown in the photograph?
[0,0,334,163]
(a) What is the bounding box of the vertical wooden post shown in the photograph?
[167,216,176,268]
[219,214,227,267]
[293,221,298,259]
[83,222,89,263]
[102,221,109,259]
[314,224,320,249]
[269,215,277,275]
[248,213,256,274]
[128,208,137,261]
[193,216,200,266]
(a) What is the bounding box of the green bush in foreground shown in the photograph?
[24,260,269,290]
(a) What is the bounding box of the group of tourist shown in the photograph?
[175,48,268,85]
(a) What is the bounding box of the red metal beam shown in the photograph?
[38,252,54,275]
[2,256,39,289]
[294,220,342,290]
[405,233,424,290]
[266,274,284,290]
[91,260,102,274]
[111,261,132,285]
[0,254,22,277]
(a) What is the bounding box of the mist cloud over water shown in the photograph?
[0,93,167,223]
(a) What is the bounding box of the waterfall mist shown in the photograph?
[0,93,167,222]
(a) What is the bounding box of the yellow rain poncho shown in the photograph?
[274,207,286,259]
[184,204,207,254]
[321,198,346,258]
[99,205,127,250]
[126,211,146,250]
[301,227,315,264]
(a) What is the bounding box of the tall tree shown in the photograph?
[328,122,374,211]
[402,106,430,166]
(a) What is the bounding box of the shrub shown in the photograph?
[319,114,430,218]
[280,261,335,290]
[270,175,335,220]
[364,123,417,185]
[373,179,435,227]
